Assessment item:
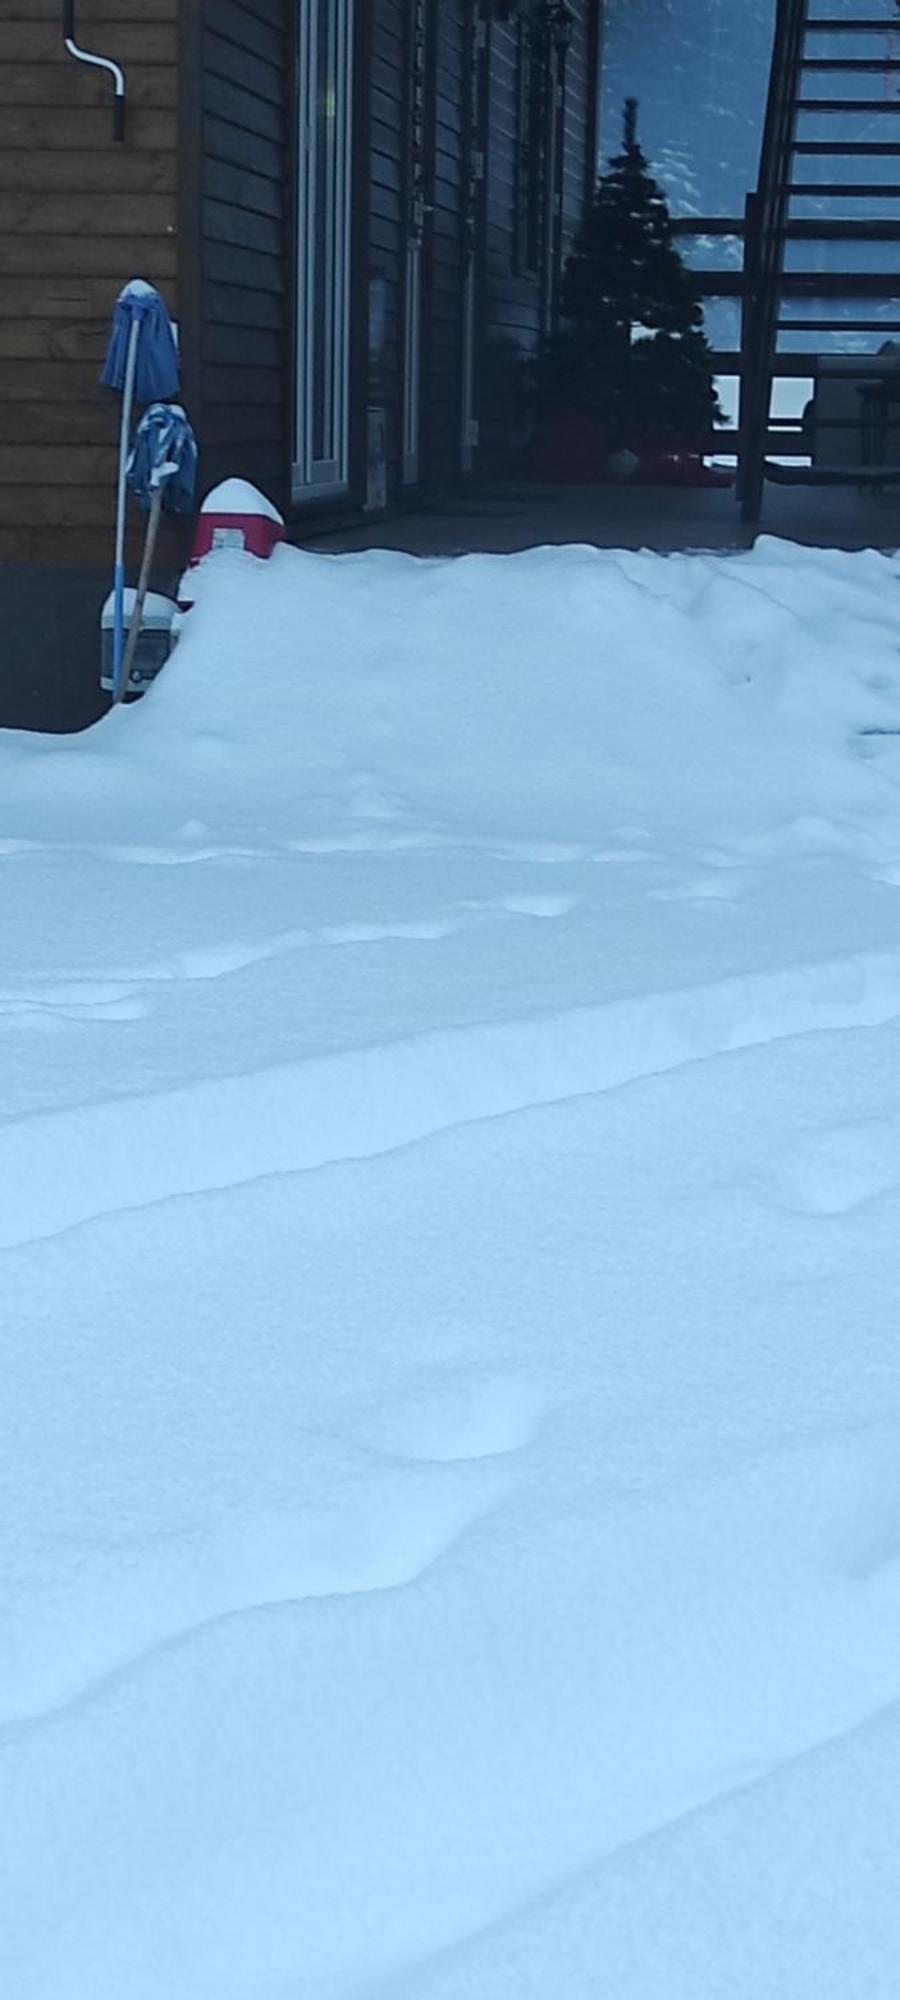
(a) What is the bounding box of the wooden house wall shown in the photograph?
[424,0,466,488]
[0,0,602,569]
[191,0,291,508]
[369,0,407,496]
[483,18,539,351]
[478,2,600,475]
[0,2,180,567]
[480,12,540,471]
[561,3,598,241]
[366,0,471,506]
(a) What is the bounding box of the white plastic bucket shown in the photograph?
[100,590,177,697]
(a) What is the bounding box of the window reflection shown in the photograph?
[597,0,775,221]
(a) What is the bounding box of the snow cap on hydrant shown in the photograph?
[178,479,285,611]
[191,478,285,562]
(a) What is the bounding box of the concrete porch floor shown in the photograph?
[304,476,900,559]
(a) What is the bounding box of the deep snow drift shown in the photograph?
[3,537,900,1998]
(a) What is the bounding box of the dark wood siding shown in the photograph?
[478,2,600,474]
[0,2,179,566]
[423,0,466,486]
[561,3,597,246]
[366,0,474,504]
[484,18,540,347]
[364,0,602,498]
[480,13,540,469]
[369,0,407,494]
[194,0,290,508]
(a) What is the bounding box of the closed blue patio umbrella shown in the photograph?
[101,280,181,702]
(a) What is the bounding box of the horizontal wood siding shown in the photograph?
[0,1,179,565]
[369,0,407,499]
[424,0,465,485]
[362,1,600,491]
[484,19,539,347]
[561,4,595,249]
[480,14,538,468]
[479,2,599,473]
[197,0,290,507]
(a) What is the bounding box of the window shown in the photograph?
[597,0,775,350]
[295,0,355,499]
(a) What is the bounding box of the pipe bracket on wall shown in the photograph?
[62,0,127,140]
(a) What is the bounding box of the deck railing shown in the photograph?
[736,0,808,518]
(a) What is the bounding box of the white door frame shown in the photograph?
[294,0,355,501]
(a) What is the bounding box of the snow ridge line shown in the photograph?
[3,947,900,1252]
[386,1693,900,2000]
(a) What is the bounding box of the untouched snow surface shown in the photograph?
[4,537,900,1997]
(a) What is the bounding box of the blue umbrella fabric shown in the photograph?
[101,280,181,699]
[101,280,180,402]
[115,404,198,704]
[127,404,197,516]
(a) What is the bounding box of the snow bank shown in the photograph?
[3,536,900,1998]
[4,537,900,850]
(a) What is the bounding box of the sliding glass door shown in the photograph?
[295,0,355,500]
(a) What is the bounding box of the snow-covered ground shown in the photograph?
[4,536,900,1997]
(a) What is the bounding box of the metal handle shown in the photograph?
[63,1,127,141]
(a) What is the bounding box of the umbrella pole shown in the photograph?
[116,486,164,705]
[111,316,141,702]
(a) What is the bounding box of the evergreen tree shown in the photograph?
[540,99,721,447]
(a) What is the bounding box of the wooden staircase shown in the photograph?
[738,0,900,521]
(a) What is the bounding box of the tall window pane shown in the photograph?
[296,0,354,496]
